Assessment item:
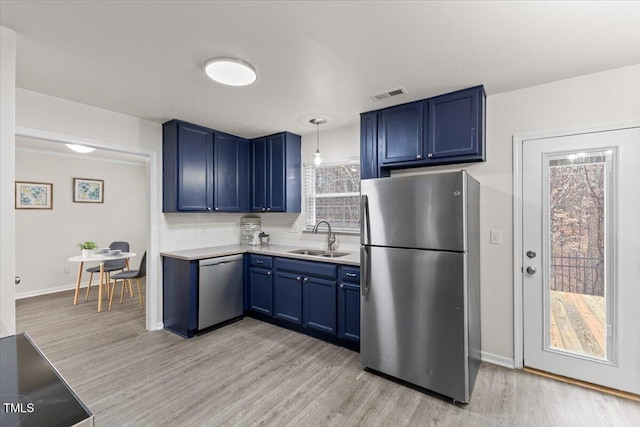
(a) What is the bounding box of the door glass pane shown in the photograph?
[546,150,612,360]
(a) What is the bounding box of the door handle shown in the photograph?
[360,195,370,245]
[361,246,369,297]
[526,266,537,275]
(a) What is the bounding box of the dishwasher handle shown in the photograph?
[199,254,243,267]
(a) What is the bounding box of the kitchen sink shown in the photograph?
[287,249,350,258]
[319,251,350,258]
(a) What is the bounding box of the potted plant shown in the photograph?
[259,231,270,246]
[77,241,98,258]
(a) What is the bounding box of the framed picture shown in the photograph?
[15,181,53,209]
[73,178,104,203]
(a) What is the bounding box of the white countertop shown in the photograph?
[160,244,360,266]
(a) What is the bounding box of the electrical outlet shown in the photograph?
[490,229,502,245]
[288,223,298,233]
[64,266,70,274]
[200,226,207,234]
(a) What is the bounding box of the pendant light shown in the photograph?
[310,118,326,166]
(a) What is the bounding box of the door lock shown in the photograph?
[526,250,537,259]
[526,266,537,275]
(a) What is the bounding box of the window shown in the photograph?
[304,160,360,232]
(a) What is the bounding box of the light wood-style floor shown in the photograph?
[550,290,605,358]
[17,289,640,426]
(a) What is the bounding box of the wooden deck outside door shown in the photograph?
[522,126,640,395]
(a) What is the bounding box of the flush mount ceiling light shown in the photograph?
[310,118,326,166]
[65,144,95,153]
[204,57,257,86]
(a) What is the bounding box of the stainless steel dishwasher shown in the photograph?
[198,254,243,330]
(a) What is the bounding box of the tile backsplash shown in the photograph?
[160,212,360,252]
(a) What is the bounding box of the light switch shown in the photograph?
[490,229,502,245]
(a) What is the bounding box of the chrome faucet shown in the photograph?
[313,220,336,251]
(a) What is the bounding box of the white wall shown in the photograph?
[15,148,147,298]
[0,26,17,337]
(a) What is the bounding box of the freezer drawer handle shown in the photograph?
[345,272,357,278]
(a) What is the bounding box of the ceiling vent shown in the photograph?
[373,87,408,101]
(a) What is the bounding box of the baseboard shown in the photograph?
[523,367,640,402]
[480,351,515,369]
[15,282,90,300]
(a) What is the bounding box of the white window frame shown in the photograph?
[304,159,360,233]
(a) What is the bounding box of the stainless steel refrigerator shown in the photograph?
[360,171,481,403]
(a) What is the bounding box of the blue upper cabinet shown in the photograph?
[250,132,301,213]
[360,85,486,179]
[250,137,267,211]
[425,86,485,162]
[267,133,285,212]
[379,101,423,165]
[360,111,388,180]
[163,120,300,213]
[214,133,248,212]
[163,120,214,212]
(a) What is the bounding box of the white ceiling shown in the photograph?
[2,1,639,141]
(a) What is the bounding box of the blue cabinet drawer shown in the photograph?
[250,254,272,269]
[340,266,360,283]
[275,258,337,279]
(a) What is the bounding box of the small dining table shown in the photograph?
[68,252,136,312]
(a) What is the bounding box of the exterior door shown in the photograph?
[522,126,640,394]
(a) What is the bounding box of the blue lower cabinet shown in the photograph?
[338,282,361,343]
[162,257,198,338]
[303,276,337,335]
[273,271,302,324]
[338,266,361,343]
[249,267,273,315]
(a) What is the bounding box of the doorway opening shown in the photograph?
[14,126,160,331]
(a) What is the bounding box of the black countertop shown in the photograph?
[0,333,93,427]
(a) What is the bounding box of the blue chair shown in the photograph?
[85,241,129,301]
[109,252,146,311]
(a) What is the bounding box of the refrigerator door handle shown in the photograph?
[361,246,369,297]
[361,194,370,245]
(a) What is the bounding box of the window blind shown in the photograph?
[304,160,360,231]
